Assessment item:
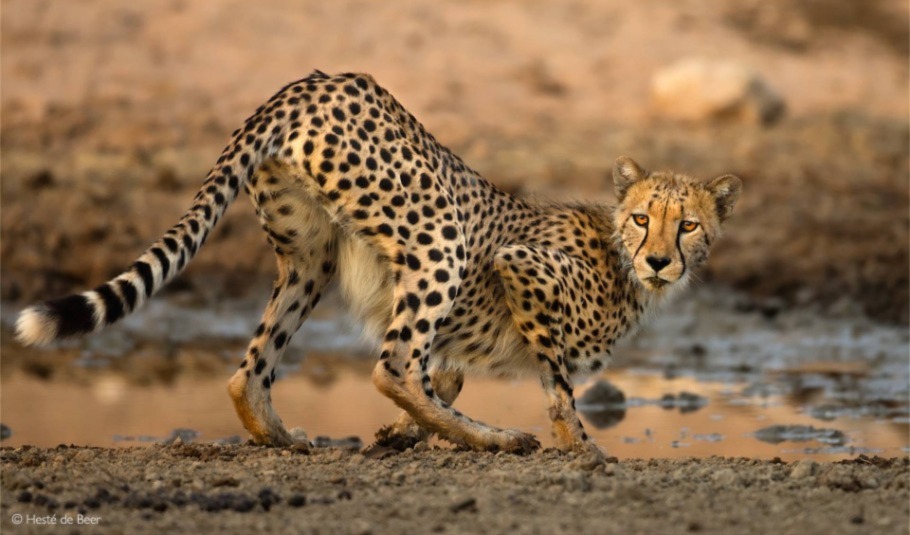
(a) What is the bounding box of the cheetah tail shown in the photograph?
[15,126,270,347]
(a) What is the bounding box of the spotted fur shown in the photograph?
[16,71,741,454]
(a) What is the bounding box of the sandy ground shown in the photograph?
[0,445,910,535]
[1,445,908,535]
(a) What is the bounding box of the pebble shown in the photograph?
[789,459,817,479]
[650,58,785,125]
[711,468,743,486]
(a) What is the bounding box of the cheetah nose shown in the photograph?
[646,255,671,272]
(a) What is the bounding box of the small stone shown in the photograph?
[450,497,477,513]
[789,459,818,479]
[651,58,785,125]
[711,468,742,486]
[287,494,306,507]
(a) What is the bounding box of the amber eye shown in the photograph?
[680,220,699,233]
[633,214,649,227]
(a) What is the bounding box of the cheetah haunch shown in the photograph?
[16,71,740,455]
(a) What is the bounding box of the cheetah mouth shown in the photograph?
[643,276,671,289]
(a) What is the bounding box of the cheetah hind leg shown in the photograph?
[373,368,464,450]
[227,165,338,447]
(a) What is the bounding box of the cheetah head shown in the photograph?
[612,156,741,293]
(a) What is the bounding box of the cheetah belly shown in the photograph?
[335,235,536,376]
[335,233,395,345]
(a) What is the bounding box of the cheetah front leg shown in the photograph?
[374,368,464,450]
[371,268,540,454]
[495,245,602,456]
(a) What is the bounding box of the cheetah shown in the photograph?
[16,71,741,455]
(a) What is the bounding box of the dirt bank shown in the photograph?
[1,0,908,323]
[1,445,907,535]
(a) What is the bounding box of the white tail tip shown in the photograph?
[15,306,58,347]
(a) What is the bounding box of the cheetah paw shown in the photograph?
[494,429,541,455]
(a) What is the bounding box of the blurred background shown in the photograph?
[0,0,907,457]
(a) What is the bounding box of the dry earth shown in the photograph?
[1,445,908,535]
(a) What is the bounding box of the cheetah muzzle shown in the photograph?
[16,71,741,456]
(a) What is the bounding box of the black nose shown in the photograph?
[646,255,671,272]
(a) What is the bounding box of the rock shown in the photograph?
[579,380,626,406]
[789,459,818,479]
[0,423,12,441]
[577,380,627,429]
[650,58,785,125]
[753,425,847,446]
[711,468,743,486]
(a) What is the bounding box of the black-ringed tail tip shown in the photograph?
[15,293,100,347]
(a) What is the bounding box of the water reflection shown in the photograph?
[1,367,906,461]
[1,288,907,461]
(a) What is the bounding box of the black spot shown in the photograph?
[255,359,267,375]
[416,233,433,245]
[274,332,288,349]
[399,327,412,342]
[425,292,443,306]
[406,254,421,270]
[406,293,421,312]
[441,226,458,240]
[434,269,449,283]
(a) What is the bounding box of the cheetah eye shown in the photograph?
[632,214,649,227]
[680,220,699,233]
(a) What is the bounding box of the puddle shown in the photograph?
[1,368,906,461]
[1,287,908,461]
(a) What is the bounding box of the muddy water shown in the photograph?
[1,288,908,461]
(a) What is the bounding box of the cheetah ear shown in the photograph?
[612,156,649,200]
[705,174,742,222]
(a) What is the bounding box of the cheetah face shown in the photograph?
[612,156,741,293]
